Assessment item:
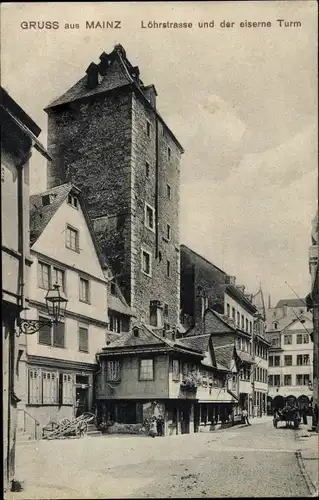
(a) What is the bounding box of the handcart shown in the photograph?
[273,396,301,429]
[43,412,95,440]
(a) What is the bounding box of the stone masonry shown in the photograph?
[45,45,183,328]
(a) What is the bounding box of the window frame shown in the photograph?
[106,360,121,382]
[166,223,171,241]
[144,202,155,233]
[145,161,150,178]
[284,355,292,366]
[78,324,89,353]
[139,358,154,381]
[65,224,80,252]
[67,193,79,209]
[79,276,90,304]
[141,247,152,277]
[38,314,65,349]
[38,261,51,290]
[166,259,171,278]
[284,374,292,386]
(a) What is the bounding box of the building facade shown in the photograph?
[1,87,49,490]
[95,324,239,436]
[307,210,319,430]
[17,183,129,432]
[180,244,269,417]
[266,313,313,413]
[44,44,183,330]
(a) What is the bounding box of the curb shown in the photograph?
[295,450,318,497]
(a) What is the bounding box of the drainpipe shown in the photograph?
[17,153,31,313]
[251,316,256,418]
[155,116,159,259]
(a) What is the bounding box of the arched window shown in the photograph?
[274,322,278,330]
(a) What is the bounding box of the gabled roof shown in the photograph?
[176,334,211,353]
[29,183,107,270]
[275,298,306,308]
[101,323,203,357]
[213,344,236,371]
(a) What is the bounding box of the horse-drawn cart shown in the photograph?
[273,395,301,429]
[43,412,95,440]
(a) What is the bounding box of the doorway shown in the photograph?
[180,406,190,434]
[75,388,89,417]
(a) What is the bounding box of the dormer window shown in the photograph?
[133,327,139,338]
[110,283,116,295]
[42,195,51,206]
[68,193,78,209]
[274,322,278,330]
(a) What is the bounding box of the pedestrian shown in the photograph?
[156,415,164,436]
[302,408,308,425]
[242,408,251,426]
[149,416,157,438]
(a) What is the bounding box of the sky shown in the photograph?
[1,1,318,305]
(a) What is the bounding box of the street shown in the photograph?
[10,417,318,499]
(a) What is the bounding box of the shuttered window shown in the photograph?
[28,369,41,404]
[42,371,59,404]
[62,374,74,404]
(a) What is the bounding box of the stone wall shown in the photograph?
[46,77,181,327]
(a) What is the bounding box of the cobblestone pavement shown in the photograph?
[7,417,318,499]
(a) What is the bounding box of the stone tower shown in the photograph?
[45,44,183,327]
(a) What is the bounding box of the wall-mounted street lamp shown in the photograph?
[17,284,68,336]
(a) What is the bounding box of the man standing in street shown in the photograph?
[242,408,251,425]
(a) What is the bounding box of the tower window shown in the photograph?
[145,203,155,232]
[166,224,171,241]
[142,248,152,277]
[168,146,171,159]
[146,121,151,138]
[166,260,171,278]
[145,161,150,178]
[167,184,171,199]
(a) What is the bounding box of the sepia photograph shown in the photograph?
[1,1,318,498]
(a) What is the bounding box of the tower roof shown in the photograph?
[45,44,184,153]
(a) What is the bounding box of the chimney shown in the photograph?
[86,62,100,89]
[143,85,157,108]
[149,300,163,328]
[226,275,236,286]
[98,52,110,76]
[195,286,206,335]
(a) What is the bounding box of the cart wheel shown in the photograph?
[76,421,88,437]
[273,418,278,428]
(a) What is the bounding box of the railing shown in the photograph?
[17,409,41,440]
